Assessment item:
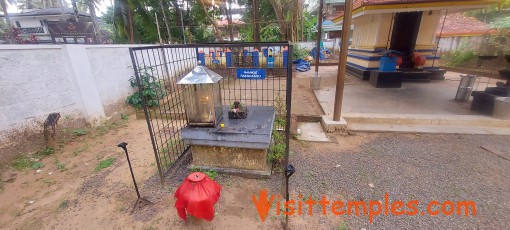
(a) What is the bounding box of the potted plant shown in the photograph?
[228,101,248,119]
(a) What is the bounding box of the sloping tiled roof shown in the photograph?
[3,7,90,17]
[333,0,498,22]
[351,0,447,9]
[436,13,497,36]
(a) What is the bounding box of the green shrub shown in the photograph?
[269,130,285,163]
[189,167,218,180]
[442,45,477,67]
[126,71,166,109]
[293,43,309,60]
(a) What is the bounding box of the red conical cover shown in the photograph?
[174,172,221,221]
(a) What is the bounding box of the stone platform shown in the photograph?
[181,106,275,177]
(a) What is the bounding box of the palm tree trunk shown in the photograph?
[158,0,172,43]
[268,0,289,40]
[127,7,134,43]
[227,0,234,41]
[87,0,103,43]
[0,0,12,29]
[253,0,260,42]
[291,0,298,42]
[199,0,223,41]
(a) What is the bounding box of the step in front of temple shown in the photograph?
[341,113,510,135]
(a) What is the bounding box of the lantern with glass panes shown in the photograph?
[177,63,223,127]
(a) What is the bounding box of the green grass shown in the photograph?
[338,222,348,230]
[72,145,89,156]
[94,122,124,137]
[59,200,69,209]
[72,129,87,136]
[42,178,55,185]
[11,156,36,171]
[11,156,47,171]
[95,157,116,172]
[56,162,66,172]
[121,113,129,120]
[161,139,179,154]
[31,162,44,170]
[41,148,54,156]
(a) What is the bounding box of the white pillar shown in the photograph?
[61,45,105,123]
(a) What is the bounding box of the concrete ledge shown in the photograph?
[343,113,510,135]
[347,123,510,135]
[343,113,510,128]
[320,115,348,133]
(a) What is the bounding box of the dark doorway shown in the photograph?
[390,11,423,68]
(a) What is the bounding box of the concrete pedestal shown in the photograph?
[369,70,403,88]
[310,76,321,90]
[181,106,275,177]
[471,91,496,115]
[494,97,510,120]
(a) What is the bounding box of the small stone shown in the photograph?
[368,183,374,188]
[85,163,89,166]
[28,201,34,204]
[335,165,341,168]
[416,133,421,136]
[48,172,53,175]
[36,170,42,173]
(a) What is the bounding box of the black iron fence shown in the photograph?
[129,42,293,180]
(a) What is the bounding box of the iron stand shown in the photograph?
[117,142,153,214]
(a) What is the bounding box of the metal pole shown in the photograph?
[117,141,153,214]
[117,142,141,198]
[284,43,295,230]
[314,0,324,75]
[333,0,353,121]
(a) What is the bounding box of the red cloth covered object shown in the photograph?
[174,172,221,221]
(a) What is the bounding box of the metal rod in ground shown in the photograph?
[117,142,153,214]
[284,44,294,230]
[284,164,295,229]
[314,0,324,74]
[333,0,353,121]
[118,142,141,198]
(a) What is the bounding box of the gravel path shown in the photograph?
[288,133,510,229]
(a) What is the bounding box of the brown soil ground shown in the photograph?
[1,69,509,229]
[0,118,286,229]
[0,72,328,229]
